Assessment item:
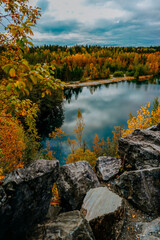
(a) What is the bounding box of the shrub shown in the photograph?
[113,71,124,77]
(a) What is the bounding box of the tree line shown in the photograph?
[22,45,160,81]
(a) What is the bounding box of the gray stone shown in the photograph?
[139,218,160,240]
[30,210,95,240]
[113,167,160,216]
[0,159,59,240]
[56,161,100,210]
[46,205,61,221]
[96,156,122,181]
[81,187,125,240]
[118,124,160,170]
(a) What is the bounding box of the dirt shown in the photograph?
[65,75,153,89]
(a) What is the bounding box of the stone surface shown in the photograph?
[46,205,62,221]
[113,167,160,216]
[0,159,59,240]
[29,210,96,240]
[81,187,125,240]
[118,124,160,169]
[95,156,122,181]
[139,217,160,240]
[56,161,100,210]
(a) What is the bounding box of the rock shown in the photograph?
[29,210,95,240]
[56,161,100,210]
[113,167,160,216]
[118,125,160,169]
[46,205,61,221]
[148,122,160,131]
[0,159,59,240]
[81,187,125,240]
[139,217,160,240]
[95,156,122,181]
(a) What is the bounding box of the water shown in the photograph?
[42,79,160,164]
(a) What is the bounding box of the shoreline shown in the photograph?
[65,75,153,89]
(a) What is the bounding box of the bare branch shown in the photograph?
[0,14,11,18]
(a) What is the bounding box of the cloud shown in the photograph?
[32,0,160,46]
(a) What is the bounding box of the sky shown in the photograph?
[31,0,160,46]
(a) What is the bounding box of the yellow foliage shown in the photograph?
[67,148,97,168]
[123,102,160,137]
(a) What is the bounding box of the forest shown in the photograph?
[23,45,160,82]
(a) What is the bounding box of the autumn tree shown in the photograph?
[123,98,160,137]
[0,0,64,175]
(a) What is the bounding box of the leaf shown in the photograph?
[9,68,16,78]
[36,73,43,80]
[2,64,12,74]
[41,92,45,98]
[30,75,37,84]
[6,84,12,92]
[24,89,30,96]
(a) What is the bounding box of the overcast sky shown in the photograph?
[32,0,160,46]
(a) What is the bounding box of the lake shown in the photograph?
[42,79,160,164]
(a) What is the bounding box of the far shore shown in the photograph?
[65,75,153,89]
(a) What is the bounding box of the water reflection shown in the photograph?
[42,79,160,164]
[37,92,64,138]
[64,88,83,103]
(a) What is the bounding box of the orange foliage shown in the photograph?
[0,114,26,174]
[50,183,61,206]
[49,128,67,139]
[93,134,105,156]
[74,109,85,148]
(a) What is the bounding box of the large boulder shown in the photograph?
[56,161,100,210]
[139,217,160,240]
[81,187,125,240]
[118,124,160,170]
[113,167,160,216]
[95,156,122,181]
[29,210,96,240]
[0,159,59,240]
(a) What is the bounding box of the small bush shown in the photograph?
[113,71,124,77]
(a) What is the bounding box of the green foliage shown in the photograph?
[152,97,159,112]
[113,71,124,77]
[126,71,134,76]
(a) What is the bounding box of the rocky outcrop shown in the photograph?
[0,159,59,240]
[118,125,160,170]
[56,161,100,210]
[1,123,160,240]
[81,187,125,240]
[30,210,95,240]
[95,156,122,181]
[113,167,160,216]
